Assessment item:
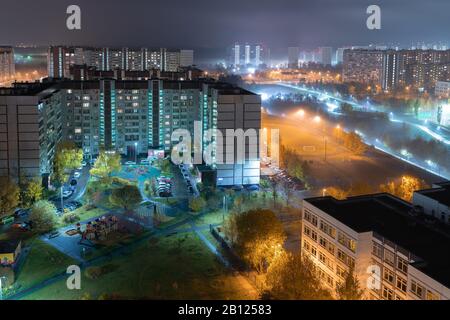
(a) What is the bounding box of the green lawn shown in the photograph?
[193,210,225,227]
[22,233,257,300]
[14,239,77,292]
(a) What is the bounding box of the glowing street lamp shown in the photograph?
[313,115,321,123]
[297,109,305,117]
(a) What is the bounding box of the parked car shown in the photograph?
[140,159,150,164]
[14,208,30,217]
[81,161,87,167]
[72,201,82,208]
[47,231,60,239]
[70,179,78,186]
[12,223,29,231]
[62,190,73,199]
[73,171,81,178]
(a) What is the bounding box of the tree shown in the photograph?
[380,175,428,202]
[325,186,348,200]
[109,185,142,212]
[189,196,206,213]
[22,178,43,207]
[225,209,286,274]
[90,151,121,182]
[0,177,20,218]
[265,252,332,300]
[268,179,279,208]
[53,141,83,187]
[336,266,364,300]
[29,200,57,234]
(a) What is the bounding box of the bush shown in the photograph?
[85,266,103,280]
[29,200,57,234]
[84,264,118,280]
[62,212,80,224]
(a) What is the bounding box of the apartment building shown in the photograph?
[0,46,15,84]
[435,81,450,98]
[302,193,450,300]
[48,46,194,78]
[0,83,62,180]
[0,78,260,186]
[230,43,269,68]
[343,49,450,91]
[342,49,384,84]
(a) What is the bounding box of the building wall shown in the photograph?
[302,199,450,300]
[435,81,450,98]
[0,47,15,83]
[412,192,450,224]
[215,94,261,186]
[0,96,43,179]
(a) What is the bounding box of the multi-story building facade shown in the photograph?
[0,46,15,84]
[0,78,260,186]
[343,48,450,92]
[0,84,62,180]
[319,47,333,66]
[342,49,384,85]
[180,50,194,67]
[435,81,450,98]
[288,47,300,69]
[48,46,194,78]
[302,193,450,300]
[230,43,268,68]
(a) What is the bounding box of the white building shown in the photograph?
[412,181,450,224]
[435,81,450,98]
[288,47,299,69]
[244,44,251,65]
[302,193,450,300]
[319,47,333,66]
[233,44,240,67]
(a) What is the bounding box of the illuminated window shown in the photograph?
[383,268,395,284]
[396,277,407,293]
[426,290,439,300]
[75,128,82,134]
[384,249,395,266]
[397,257,408,274]
[411,280,424,298]
[382,287,394,300]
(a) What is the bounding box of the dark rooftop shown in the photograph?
[305,193,450,288]
[1,78,257,97]
[0,240,21,254]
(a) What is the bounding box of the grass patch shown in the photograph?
[14,239,77,292]
[22,233,257,300]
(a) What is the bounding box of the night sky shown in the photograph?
[1,0,449,50]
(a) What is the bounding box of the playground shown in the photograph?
[41,214,144,262]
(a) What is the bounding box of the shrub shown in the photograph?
[62,211,80,224]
